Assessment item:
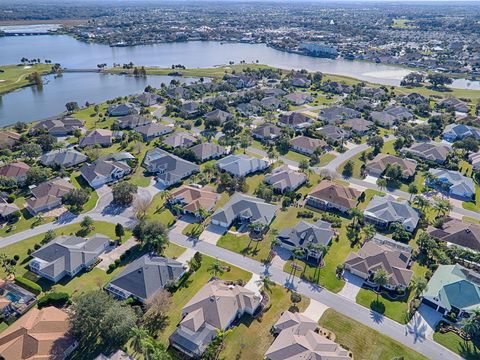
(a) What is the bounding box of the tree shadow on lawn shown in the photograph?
[458,338,480,360]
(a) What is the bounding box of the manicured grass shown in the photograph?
[282,150,310,164]
[182,223,204,237]
[156,255,252,343]
[433,331,480,360]
[0,64,52,94]
[319,309,428,360]
[72,103,116,130]
[70,171,99,213]
[318,152,336,166]
[146,193,176,227]
[0,207,55,238]
[462,182,480,212]
[217,232,271,262]
[163,242,186,259]
[381,139,397,155]
[245,173,265,195]
[283,212,355,293]
[221,285,309,359]
[337,149,370,178]
[356,288,410,324]
[358,189,385,210]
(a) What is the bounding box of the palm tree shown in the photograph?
[197,207,209,222]
[208,259,225,277]
[409,276,428,300]
[349,207,363,227]
[130,326,149,354]
[160,190,171,202]
[460,308,480,340]
[141,336,172,360]
[433,197,453,216]
[362,224,376,242]
[372,269,388,302]
[256,274,275,293]
[291,247,305,274]
[413,195,430,211]
[377,178,387,191]
[270,237,280,250]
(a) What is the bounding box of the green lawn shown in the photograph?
[355,288,410,324]
[245,173,265,195]
[318,153,336,166]
[221,285,309,359]
[146,193,176,227]
[319,309,428,360]
[282,150,310,164]
[462,182,480,212]
[163,242,186,259]
[70,171,99,213]
[182,223,204,237]
[358,189,385,210]
[381,139,397,155]
[433,331,480,360]
[337,149,370,178]
[0,64,52,94]
[0,205,55,238]
[217,232,271,262]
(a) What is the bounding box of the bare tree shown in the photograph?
[133,195,151,220]
[142,290,173,335]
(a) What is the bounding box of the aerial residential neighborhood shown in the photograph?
[1,1,480,360]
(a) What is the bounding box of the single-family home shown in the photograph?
[211,192,278,229]
[260,96,283,111]
[30,234,110,282]
[343,118,374,135]
[204,109,232,125]
[469,151,480,171]
[265,311,350,360]
[169,185,219,218]
[116,114,152,129]
[80,159,131,189]
[283,92,313,106]
[278,113,313,130]
[277,220,334,261]
[169,280,261,358]
[264,165,307,193]
[401,142,451,164]
[317,125,351,142]
[263,88,286,98]
[0,161,30,183]
[0,281,36,318]
[167,87,190,100]
[366,154,417,179]
[290,77,311,88]
[344,234,413,290]
[427,168,475,199]
[252,123,282,142]
[190,143,227,163]
[135,123,173,141]
[370,111,396,127]
[364,195,419,232]
[0,131,20,149]
[106,254,185,303]
[95,350,135,360]
[290,136,327,155]
[216,154,269,177]
[163,132,197,149]
[422,264,480,319]
[428,216,480,252]
[443,123,480,142]
[0,201,20,221]
[134,92,162,106]
[438,97,469,113]
[385,105,414,121]
[143,148,199,187]
[79,129,113,148]
[180,101,200,118]
[0,306,77,360]
[318,106,360,124]
[40,149,88,168]
[29,117,84,136]
[306,180,361,213]
[26,178,75,215]
[108,103,138,116]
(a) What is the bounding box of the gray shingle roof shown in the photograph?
[143,148,199,184]
[40,149,88,168]
[364,195,419,231]
[108,254,185,301]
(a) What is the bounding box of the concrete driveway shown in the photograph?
[271,247,291,270]
[406,304,443,341]
[245,273,261,296]
[301,299,330,321]
[176,247,196,264]
[171,217,194,235]
[97,237,138,270]
[338,271,364,301]
[199,224,226,245]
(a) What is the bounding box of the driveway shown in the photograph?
[406,304,443,341]
[337,271,364,301]
[364,175,379,185]
[176,247,197,264]
[244,273,261,296]
[271,247,291,270]
[171,217,194,235]
[199,224,226,245]
[97,237,138,270]
[301,299,330,321]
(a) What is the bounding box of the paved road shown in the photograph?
[168,230,461,360]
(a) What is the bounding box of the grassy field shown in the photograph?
[146,193,176,227]
[221,284,309,359]
[0,64,52,94]
[319,309,428,360]
[356,288,410,324]
[433,331,480,360]
[70,171,99,213]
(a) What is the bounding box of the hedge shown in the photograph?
[38,292,70,308]
[15,276,42,294]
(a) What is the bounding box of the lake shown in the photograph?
[1,34,479,125]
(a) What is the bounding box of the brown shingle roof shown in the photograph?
[0,306,75,360]
[428,216,480,252]
[0,162,30,180]
[366,154,417,178]
[307,180,361,210]
[170,185,219,213]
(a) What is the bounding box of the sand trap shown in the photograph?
[23,66,32,69]
[0,80,5,83]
